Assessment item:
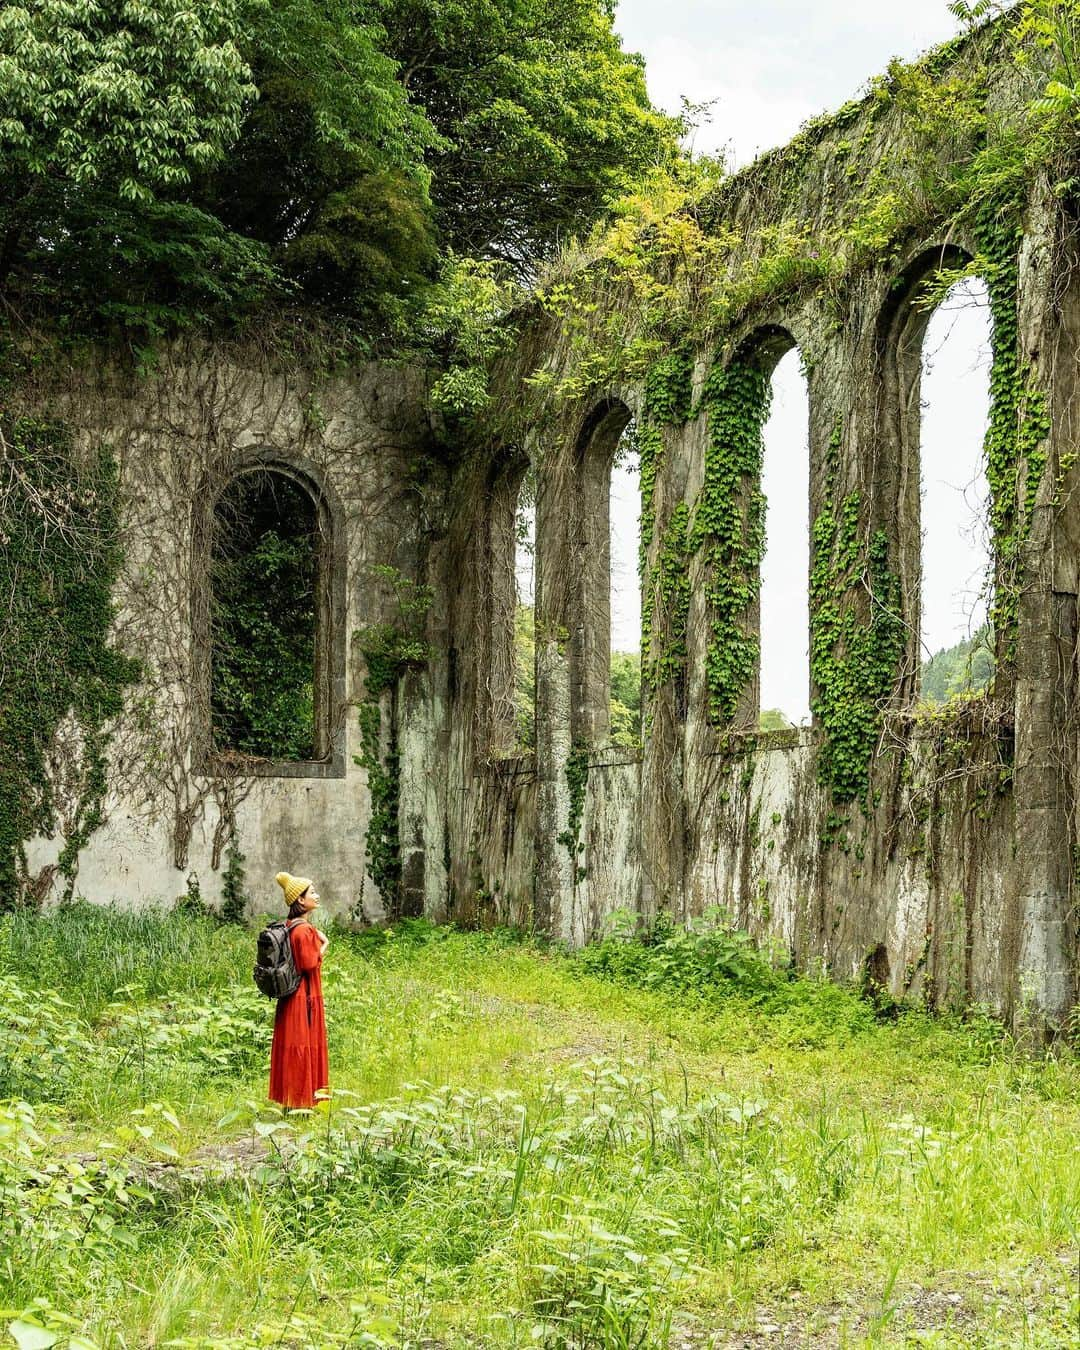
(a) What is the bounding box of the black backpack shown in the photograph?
[254,920,302,999]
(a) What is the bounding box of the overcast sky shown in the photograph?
[524,3,995,723]
[614,0,969,167]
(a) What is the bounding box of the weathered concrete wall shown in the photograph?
[14,17,1078,1038]
[21,345,438,919]
[431,18,1078,1036]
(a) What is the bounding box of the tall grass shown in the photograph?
[2,900,247,1018]
[0,904,1077,1349]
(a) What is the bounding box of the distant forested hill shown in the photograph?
[920,626,995,705]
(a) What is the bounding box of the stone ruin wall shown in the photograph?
[19,347,440,923]
[432,22,1079,1036]
[14,18,1079,1037]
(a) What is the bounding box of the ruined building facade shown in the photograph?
[15,20,1080,1035]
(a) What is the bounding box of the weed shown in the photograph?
[0,906,1077,1347]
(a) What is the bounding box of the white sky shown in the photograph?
[519,4,995,721]
[614,0,969,167]
[919,280,993,656]
[759,350,810,722]
[609,456,642,651]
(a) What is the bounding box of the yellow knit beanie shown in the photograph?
[276,871,312,906]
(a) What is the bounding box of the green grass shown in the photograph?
[1,904,1078,1348]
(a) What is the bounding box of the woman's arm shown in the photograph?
[290,922,323,972]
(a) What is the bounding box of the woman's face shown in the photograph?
[300,886,320,913]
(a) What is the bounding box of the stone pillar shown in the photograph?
[533,438,578,941]
[1012,584,1074,1038]
[534,631,575,939]
[1012,193,1077,1039]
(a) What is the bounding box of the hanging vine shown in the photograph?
[971,196,1052,667]
[0,416,139,903]
[639,348,695,710]
[354,565,431,913]
[809,426,906,804]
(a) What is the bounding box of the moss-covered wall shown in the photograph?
[7,12,1079,1039]
[434,13,1079,1037]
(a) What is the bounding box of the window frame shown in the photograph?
[191,455,347,780]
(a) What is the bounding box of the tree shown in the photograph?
[514,603,536,751]
[0,0,255,292]
[919,626,996,705]
[203,0,684,314]
[0,0,685,335]
[375,0,684,269]
[198,0,440,327]
[0,0,439,332]
[610,650,641,746]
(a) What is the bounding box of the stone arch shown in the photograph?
[569,397,634,745]
[876,244,993,702]
[878,244,975,359]
[483,452,533,759]
[703,327,804,729]
[733,323,798,376]
[192,454,346,777]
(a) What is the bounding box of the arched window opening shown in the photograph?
[759,346,811,729]
[918,277,994,706]
[609,425,642,747]
[514,472,537,753]
[487,455,535,760]
[572,399,633,746]
[210,469,322,762]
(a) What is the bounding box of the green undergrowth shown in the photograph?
[1,903,243,1020]
[1,905,1078,1349]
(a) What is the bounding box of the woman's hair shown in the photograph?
[287,888,310,921]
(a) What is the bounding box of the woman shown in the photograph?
[268,871,329,1109]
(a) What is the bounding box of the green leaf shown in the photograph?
[9,1322,59,1350]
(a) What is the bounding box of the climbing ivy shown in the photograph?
[642,504,693,702]
[220,840,249,924]
[692,360,772,724]
[638,349,695,709]
[970,197,1051,666]
[809,427,906,804]
[0,417,139,904]
[356,697,402,907]
[557,743,590,876]
[638,347,694,577]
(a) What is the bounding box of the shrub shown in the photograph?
[575,910,785,1003]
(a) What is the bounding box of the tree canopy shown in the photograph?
[375,0,681,269]
[0,0,254,200]
[0,0,683,340]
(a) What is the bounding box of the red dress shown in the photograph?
[268,922,328,1108]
